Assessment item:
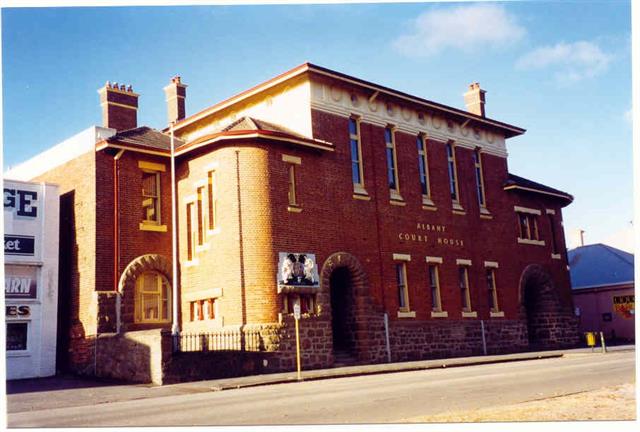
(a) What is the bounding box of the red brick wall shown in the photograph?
[34,150,97,372]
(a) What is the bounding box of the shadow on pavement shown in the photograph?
[6,374,134,395]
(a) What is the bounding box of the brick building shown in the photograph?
[6,63,579,382]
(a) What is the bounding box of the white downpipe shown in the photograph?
[170,122,180,337]
[384,313,391,363]
[481,319,487,355]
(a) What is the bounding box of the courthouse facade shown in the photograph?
[7,63,579,378]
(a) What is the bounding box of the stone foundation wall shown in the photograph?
[388,319,528,362]
[95,330,164,384]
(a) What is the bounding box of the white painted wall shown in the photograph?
[4,126,115,181]
[4,180,60,379]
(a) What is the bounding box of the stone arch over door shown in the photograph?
[319,252,374,360]
[118,254,172,332]
[519,264,563,349]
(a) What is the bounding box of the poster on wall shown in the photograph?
[613,295,635,319]
[277,252,320,289]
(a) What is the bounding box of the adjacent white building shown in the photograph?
[4,179,60,379]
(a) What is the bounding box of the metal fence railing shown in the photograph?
[174,328,263,353]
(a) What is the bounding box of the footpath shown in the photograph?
[5,345,634,414]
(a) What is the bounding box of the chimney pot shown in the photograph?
[98,81,139,131]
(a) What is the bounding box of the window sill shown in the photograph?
[517,238,545,246]
[390,190,403,201]
[551,253,562,260]
[422,204,437,211]
[452,202,464,212]
[480,206,491,215]
[390,199,406,207]
[207,227,221,237]
[397,310,416,318]
[490,311,505,318]
[184,259,199,268]
[422,196,435,206]
[431,311,448,318]
[480,214,493,220]
[452,210,466,216]
[195,243,210,253]
[352,193,371,201]
[139,223,167,232]
[287,205,303,213]
[461,311,477,318]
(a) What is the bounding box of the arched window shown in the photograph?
[135,271,171,324]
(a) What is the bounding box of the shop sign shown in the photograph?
[5,265,38,299]
[4,181,43,263]
[6,305,31,318]
[277,252,320,288]
[613,295,635,319]
[4,235,35,256]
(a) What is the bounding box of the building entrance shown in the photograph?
[521,265,561,349]
[329,267,357,353]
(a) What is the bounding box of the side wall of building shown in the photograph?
[33,150,97,373]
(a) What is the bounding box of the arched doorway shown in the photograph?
[320,252,372,362]
[330,267,356,353]
[520,265,561,349]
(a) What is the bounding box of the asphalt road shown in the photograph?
[7,351,635,426]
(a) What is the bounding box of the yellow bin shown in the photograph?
[585,332,596,347]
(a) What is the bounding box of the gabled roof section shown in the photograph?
[568,244,634,290]
[504,173,573,204]
[172,62,526,138]
[221,116,304,138]
[175,116,334,156]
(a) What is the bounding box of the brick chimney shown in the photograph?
[164,76,187,124]
[464,82,486,117]
[98,82,139,131]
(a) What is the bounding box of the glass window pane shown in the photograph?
[6,322,28,350]
[349,118,357,136]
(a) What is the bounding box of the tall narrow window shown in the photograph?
[417,134,431,198]
[385,127,400,193]
[288,164,298,206]
[548,214,558,254]
[196,186,204,246]
[207,171,217,231]
[142,171,161,224]
[458,265,471,312]
[428,264,441,312]
[473,149,487,208]
[396,262,410,312]
[349,117,365,191]
[446,143,459,203]
[186,202,195,261]
[486,268,499,312]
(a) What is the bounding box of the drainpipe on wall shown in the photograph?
[170,122,180,340]
[113,149,125,334]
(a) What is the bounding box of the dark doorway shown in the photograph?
[330,267,356,353]
[521,265,561,349]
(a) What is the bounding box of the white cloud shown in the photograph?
[516,41,612,83]
[392,4,525,57]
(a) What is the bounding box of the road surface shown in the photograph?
[7,350,635,426]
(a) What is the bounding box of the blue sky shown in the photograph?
[1,1,633,250]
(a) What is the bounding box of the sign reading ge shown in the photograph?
[4,188,38,218]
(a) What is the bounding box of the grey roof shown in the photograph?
[109,126,184,150]
[568,244,634,290]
